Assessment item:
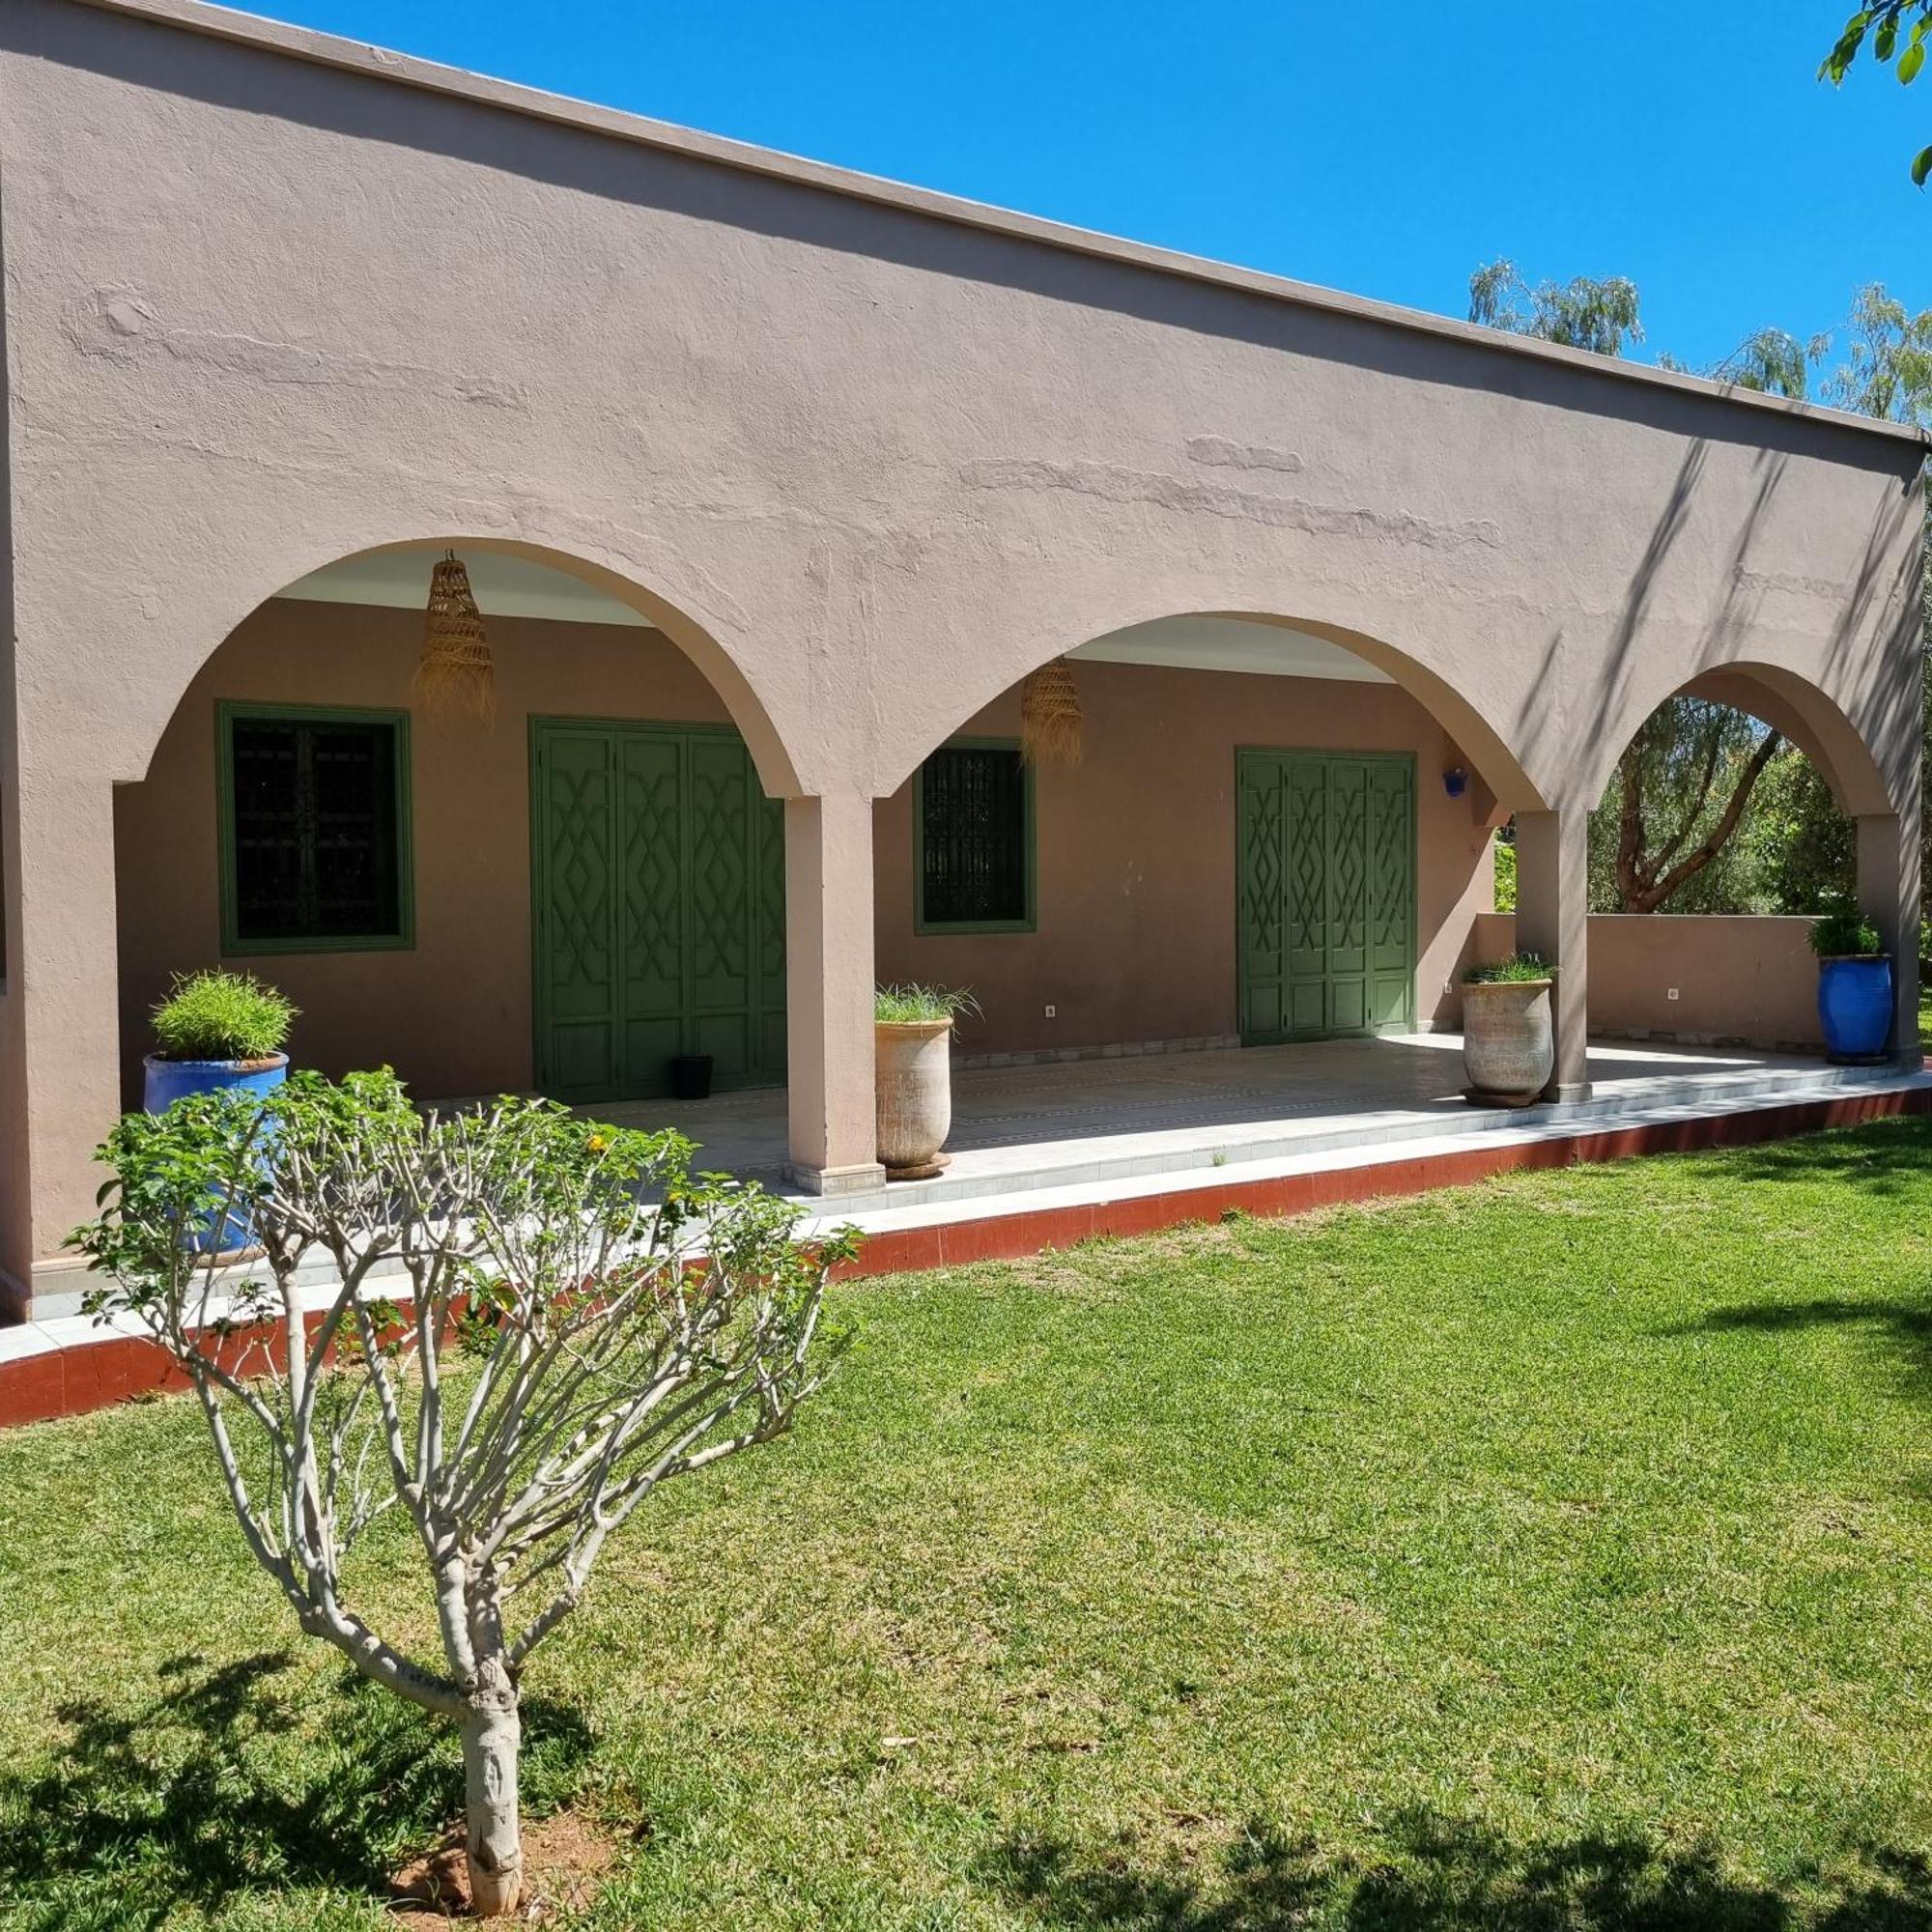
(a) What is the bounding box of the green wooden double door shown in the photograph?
[531,719,785,1103]
[1237,750,1416,1044]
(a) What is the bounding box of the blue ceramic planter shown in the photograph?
[1816,956,1892,1063]
[142,1052,288,1253]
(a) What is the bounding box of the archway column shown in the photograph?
[0,767,121,1317]
[1514,807,1591,1101]
[1857,810,1922,1064]
[782,792,884,1195]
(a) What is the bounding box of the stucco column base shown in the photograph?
[782,1157,889,1197]
[784,793,880,1184]
[19,1253,96,1322]
[0,772,122,1297]
[1858,810,1922,1060]
[1514,808,1590,1102]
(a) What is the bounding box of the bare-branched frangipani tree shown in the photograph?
[72,1070,850,1918]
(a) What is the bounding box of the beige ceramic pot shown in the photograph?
[875,1018,954,1178]
[1462,979,1555,1104]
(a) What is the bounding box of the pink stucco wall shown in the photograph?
[1471,910,1825,1049]
[114,599,1494,1106]
[115,600,732,1108]
[4,0,1921,1294]
[877,662,1497,1056]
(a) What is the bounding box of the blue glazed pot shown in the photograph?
[143,1052,289,1253]
[1816,956,1893,1062]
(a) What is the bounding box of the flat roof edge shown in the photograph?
[48,0,1932,455]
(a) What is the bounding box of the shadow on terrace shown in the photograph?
[580,1034,1834,1200]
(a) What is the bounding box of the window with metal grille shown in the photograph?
[916,740,1034,931]
[219,706,412,952]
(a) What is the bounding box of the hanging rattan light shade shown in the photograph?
[413,550,496,724]
[1019,655,1084,765]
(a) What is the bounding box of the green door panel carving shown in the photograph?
[532,720,785,1102]
[1237,749,1414,1046]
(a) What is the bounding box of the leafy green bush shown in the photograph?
[875,983,980,1024]
[1809,912,1885,958]
[1733,745,1856,915]
[1463,952,1552,985]
[1492,834,1518,913]
[151,970,298,1062]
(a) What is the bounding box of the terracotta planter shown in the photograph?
[1462,979,1554,1105]
[875,1019,954,1179]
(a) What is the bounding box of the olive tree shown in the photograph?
[1597,698,1785,912]
[72,1069,849,1918]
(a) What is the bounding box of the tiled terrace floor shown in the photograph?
[587,1033,1850,1213]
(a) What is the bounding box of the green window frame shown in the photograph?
[914,735,1037,934]
[216,701,415,955]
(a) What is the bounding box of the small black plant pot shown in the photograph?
[669,1054,714,1101]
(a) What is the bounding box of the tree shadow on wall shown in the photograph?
[980,1810,1932,1932]
[0,1649,593,1928]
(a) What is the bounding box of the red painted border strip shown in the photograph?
[4,1083,1928,1429]
[833,1084,1932,1278]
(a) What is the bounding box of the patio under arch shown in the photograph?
[112,542,805,1122]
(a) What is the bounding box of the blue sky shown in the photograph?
[253,0,1927,380]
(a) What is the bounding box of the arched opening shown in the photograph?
[113,542,798,1118]
[1487,664,1913,1065]
[871,612,1524,1080]
[127,537,803,797]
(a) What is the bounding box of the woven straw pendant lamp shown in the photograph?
[413,550,497,724]
[1019,655,1083,765]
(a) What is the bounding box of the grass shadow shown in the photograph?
[980,1810,1932,1932]
[1664,1293,1932,1420]
[0,1649,593,1927]
[1658,1113,1932,1204]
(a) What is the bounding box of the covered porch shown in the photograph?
[107,554,1533,1206]
[72,541,1917,1329]
[579,1032,1903,1218]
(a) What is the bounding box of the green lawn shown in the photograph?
[7,1118,1932,1930]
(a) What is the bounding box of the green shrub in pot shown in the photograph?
[873,985,979,1179]
[1460,952,1555,1105]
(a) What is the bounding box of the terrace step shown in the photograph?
[5,1061,1928,1429]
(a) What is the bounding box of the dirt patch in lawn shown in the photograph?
[390,1811,620,1923]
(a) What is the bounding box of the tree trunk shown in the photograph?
[461,1655,523,1918]
[1620,728,1782,912]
